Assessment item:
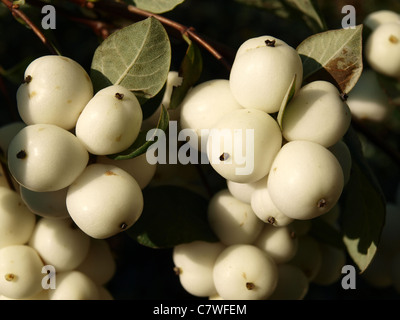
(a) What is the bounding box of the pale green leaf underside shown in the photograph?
[297,25,363,94]
[133,0,185,13]
[91,17,171,100]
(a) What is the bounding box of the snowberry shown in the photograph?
[229,36,303,113]
[253,224,298,264]
[66,163,144,239]
[179,79,243,151]
[281,81,351,147]
[207,189,264,245]
[207,109,282,183]
[16,55,93,130]
[267,140,344,220]
[365,22,400,79]
[28,217,91,272]
[172,240,226,297]
[250,176,294,227]
[7,124,89,192]
[75,84,143,155]
[47,270,99,300]
[226,175,267,204]
[76,238,116,286]
[0,187,36,249]
[96,153,157,189]
[0,245,44,299]
[20,186,70,220]
[268,264,309,300]
[213,244,278,300]
[364,10,400,31]
[346,69,392,122]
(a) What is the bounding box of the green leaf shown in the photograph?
[131,0,185,14]
[90,17,171,101]
[169,34,203,110]
[276,73,296,129]
[127,185,218,248]
[376,73,400,106]
[309,217,345,250]
[234,0,326,32]
[340,127,386,273]
[296,25,363,94]
[108,104,170,160]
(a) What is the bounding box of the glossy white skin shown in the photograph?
[288,235,322,281]
[96,153,157,190]
[76,84,143,155]
[213,244,278,300]
[365,22,400,78]
[48,271,99,300]
[268,264,309,300]
[312,243,346,286]
[229,36,303,113]
[0,187,36,249]
[226,175,267,204]
[267,140,344,220]
[0,122,26,154]
[179,79,244,151]
[20,186,70,219]
[207,109,282,183]
[16,55,93,130]
[207,189,264,245]
[346,69,392,122]
[250,176,294,227]
[364,10,400,30]
[0,245,44,299]
[76,238,116,286]
[282,81,351,148]
[328,140,352,186]
[66,163,144,239]
[253,224,298,264]
[29,217,91,272]
[172,241,226,297]
[7,124,89,192]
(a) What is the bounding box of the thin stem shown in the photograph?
[1,0,58,55]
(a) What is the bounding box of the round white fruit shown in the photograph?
[282,81,351,147]
[0,245,44,299]
[179,79,244,151]
[213,244,278,300]
[16,55,93,130]
[48,270,99,300]
[207,109,282,183]
[76,238,116,286]
[66,163,144,239]
[226,174,267,204]
[364,10,400,31]
[20,186,70,219]
[253,224,298,264]
[268,264,309,300]
[172,240,226,297]
[267,140,344,220]
[96,153,157,190]
[7,124,89,192]
[75,84,143,155]
[207,189,264,245]
[0,187,36,249]
[229,36,303,113]
[29,217,91,272]
[346,69,392,122]
[250,176,294,227]
[365,22,400,78]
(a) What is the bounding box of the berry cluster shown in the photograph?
[174,35,352,300]
[0,55,157,299]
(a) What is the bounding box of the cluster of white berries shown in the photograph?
[0,55,158,299]
[174,35,352,300]
[346,10,400,122]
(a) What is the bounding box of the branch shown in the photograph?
[1,0,58,55]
